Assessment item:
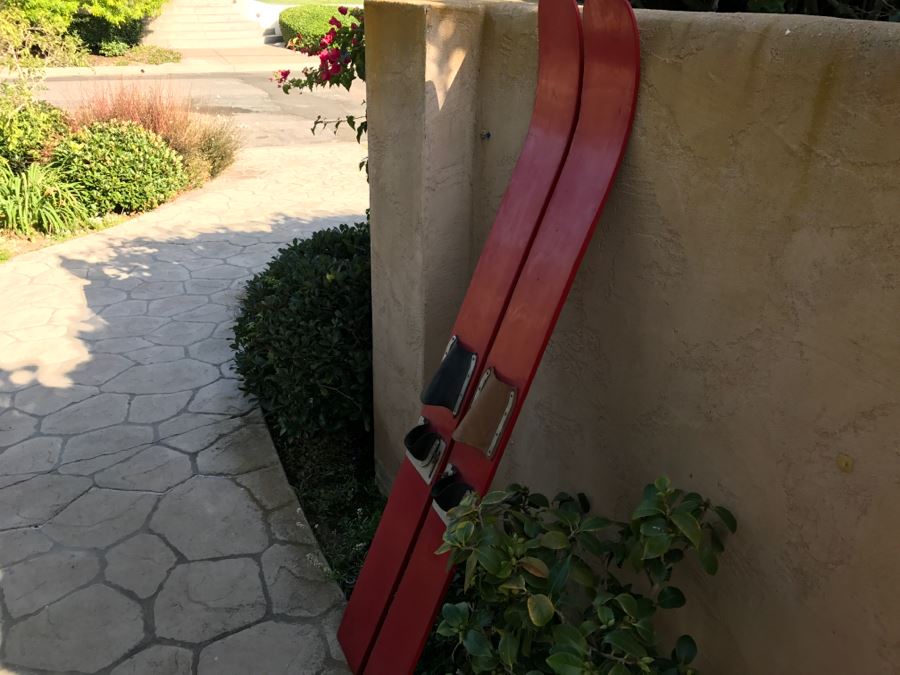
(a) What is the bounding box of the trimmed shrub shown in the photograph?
[72,83,237,187]
[0,161,89,235]
[232,222,373,444]
[51,120,187,215]
[278,5,343,51]
[0,99,71,171]
[69,14,143,53]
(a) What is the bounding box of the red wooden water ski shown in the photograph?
[338,1,583,670]
[361,0,640,670]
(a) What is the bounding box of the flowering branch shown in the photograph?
[272,6,367,170]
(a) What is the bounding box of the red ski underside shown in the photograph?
[338,1,583,671]
[362,0,640,671]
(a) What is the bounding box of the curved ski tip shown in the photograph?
[538,0,584,54]
[583,0,640,51]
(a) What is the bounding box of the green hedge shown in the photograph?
[69,15,144,54]
[52,120,187,215]
[279,5,342,50]
[232,222,373,444]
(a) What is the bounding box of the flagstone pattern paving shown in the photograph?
[0,136,366,672]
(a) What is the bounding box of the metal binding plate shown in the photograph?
[452,368,517,458]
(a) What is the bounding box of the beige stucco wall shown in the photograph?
[366,1,900,672]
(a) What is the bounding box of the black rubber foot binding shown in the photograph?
[431,465,473,524]
[420,336,477,416]
[404,419,446,483]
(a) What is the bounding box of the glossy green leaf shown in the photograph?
[577,531,607,557]
[570,558,596,588]
[481,490,508,506]
[639,517,668,536]
[580,619,600,637]
[545,652,584,675]
[657,586,686,609]
[632,497,663,520]
[499,575,527,593]
[675,634,698,664]
[654,476,672,492]
[463,629,493,658]
[464,552,478,591]
[540,530,570,550]
[615,593,639,619]
[580,515,613,532]
[596,605,616,627]
[527,594,555,627]
[604,629,647,658]
[453,520,475,545]
[713,506,737,534]
[552,624,587,655]
[552,508,580,530]
[528,493,550,509]
[476,547,503,575]
[634,617,655,642]
[441,602,469,629]
[520,556,550,578]
[642,533,671,560]
[436,620,457,637]
[670,511,702,548]
[699,543,719,575]
[549,556,572,597]
[498,630,520,667]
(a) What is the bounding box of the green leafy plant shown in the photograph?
[72,83,237,188]
[8,0,164,31]
[433,478,737,674]
[232,222,373,444]
[1,7,86,102]
[0,160,88,235]
[0,98,71,171]
[275,433,384,591]
[51,120,187,215]
[69,14,143,53]
[98,38,129,56]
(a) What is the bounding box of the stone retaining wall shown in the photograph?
[365,1,900,671]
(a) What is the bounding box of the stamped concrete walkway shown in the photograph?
[0,76,367,674]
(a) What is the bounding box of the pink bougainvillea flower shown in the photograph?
[329,16,342,28]
[270,69,291,85]
[350,22,358,30]
[328,48,341,62]
[338,5,348,14]
[320,33,334,47]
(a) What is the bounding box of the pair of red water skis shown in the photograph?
[339,0,640,670]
